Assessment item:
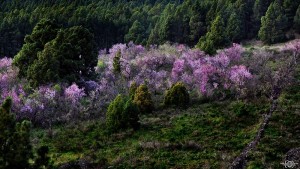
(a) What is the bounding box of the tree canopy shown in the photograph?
[13,19,97,87]
[1,0,300,57]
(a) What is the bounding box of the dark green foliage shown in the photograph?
[294,5,300,33]
[0,98,32,169]
[113,50,121,74]
[38,100,268,168]
[13,19,59,78]
[226,12,242,42]
[106,95,125,132]
[125,20,146,45]
[2,0,300,57]
[129,82,138,99]
[197,15,228,55]
[0,98,53,169]
[123,98,140,130]
[0,98,15,167]
[164,82,190,108]
[258,2,288,44]
[284,0,300,28]
[133,84,154,114]
[189,14,205,45]
[33,146,53,169]
[251,0,272,37]
[230,100,255,117]
[16,22,97,87]
[106,95,140,132]
[147,3,177,45]
[27,42,60,87]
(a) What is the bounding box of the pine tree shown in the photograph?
[113,50,121,74]
[0,98,33,169]
[25,25,97,87]
[189,14,205,45]
[258,2,288,44]
[13,19,58,78]
[133,84,153,114]
[147,3,176,45]
[197,15,228,55]
[226,12,242,42]
[251,0,272,37]
[284,0,300,28]
[125,20,146,44]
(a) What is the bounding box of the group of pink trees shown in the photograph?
[1,40,299,126]
[97,42,252,98]
[0,60,88,126]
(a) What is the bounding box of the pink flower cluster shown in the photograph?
[98,43,252,97]
[229,65,252,86]
[64,83,86,104]
[0,57,12,70]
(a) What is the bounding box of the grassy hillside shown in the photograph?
[31,64,299,168]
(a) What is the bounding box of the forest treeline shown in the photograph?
[1,0,300,56]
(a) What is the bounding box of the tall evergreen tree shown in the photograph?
[189,1,206,45]
[13,19,58,77]
[189,14,205,45]
[258,2,288,44]
[147,3,176,45]
[26,26,97,87]
[0,98,32,169]
[125,20,146,44]
[251,0,272,37]
[197,15,228,55]
[283,0,300,28]
[226,11,242,42]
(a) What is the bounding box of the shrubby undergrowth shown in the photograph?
[164,82,190,108]
[106,94,140,132]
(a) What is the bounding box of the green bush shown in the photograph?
[129,82,138,99]
[106,95,140,132]
[123,98,140,130]
[133,84,154,114]
[230,100,255,117]
[164,82,190,108]
[0,98,52,169]
[113,50,121,74]
[0,98,31,169]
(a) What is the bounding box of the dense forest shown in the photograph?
[1,0,300,57]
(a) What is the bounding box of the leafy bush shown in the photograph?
[113,50,121,74]
[106,95,140,132]
[133,84,153,114]
[106,95,124,131]
[164,82,190,108]
[230,100,254,117]
[129,82,138,99]
[123,98,140,130]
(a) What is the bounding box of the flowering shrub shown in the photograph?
[64,83,85,104]
[229,65,252,86]
[0,42,256,126]
[0,57,12,71]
